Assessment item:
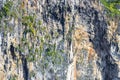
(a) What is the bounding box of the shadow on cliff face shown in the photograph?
[10,44,29,80]
[18,44,29,80]
[91,11,119,80]
[9,43,29,80]
[42,1,71,39]
[21,56,29,80]
[10,43,16,60]
[77,1,119,79]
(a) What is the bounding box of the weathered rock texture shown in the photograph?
[0,0,120,80]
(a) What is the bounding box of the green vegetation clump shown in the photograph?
[9,75,17,80]
[100,0,120,16]
[0,1,13,20]
[22,15,36,35]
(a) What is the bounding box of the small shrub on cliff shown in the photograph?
[0,1,13,20]
[100,0,120,16]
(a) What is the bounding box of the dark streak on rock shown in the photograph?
[22,56,29,80]
[77,1,119,79]
[10,43,16,60]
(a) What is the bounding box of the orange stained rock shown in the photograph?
[25,0,28,4]
[20,1,25,9]
[88,47,96,61]
[29,62,34,72]
[92,0,102,11]
[11,38,17,46]
[73,27,89,54]
[65,22,69,35]
[20,0,28,9]
[73,56,77,80]
[0,71,5,80]
[115,61,120,65]
[74,27,88,42]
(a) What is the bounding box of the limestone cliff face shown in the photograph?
[0,0,120,80]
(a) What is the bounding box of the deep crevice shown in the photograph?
[10,43,16,60]
[22,56,29,80]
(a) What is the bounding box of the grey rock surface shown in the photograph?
[0,0,120,80]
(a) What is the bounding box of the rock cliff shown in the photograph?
[0,0,120,80]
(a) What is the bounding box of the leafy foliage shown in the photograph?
[0,1,13,20]
[22,15,36,35]
[100,0,120,16]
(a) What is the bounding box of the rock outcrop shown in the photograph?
[0,0,120,80]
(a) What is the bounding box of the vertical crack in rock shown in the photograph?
[91,7,119,80]
[60,2,65,40]
[18,47,29,80]
[10,43,16,60]
[21,56,29,80]
[42,1,65,39]
[76,0,119,79]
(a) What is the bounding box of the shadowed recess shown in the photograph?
[76,1,119,79]
[10,43,16,60]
